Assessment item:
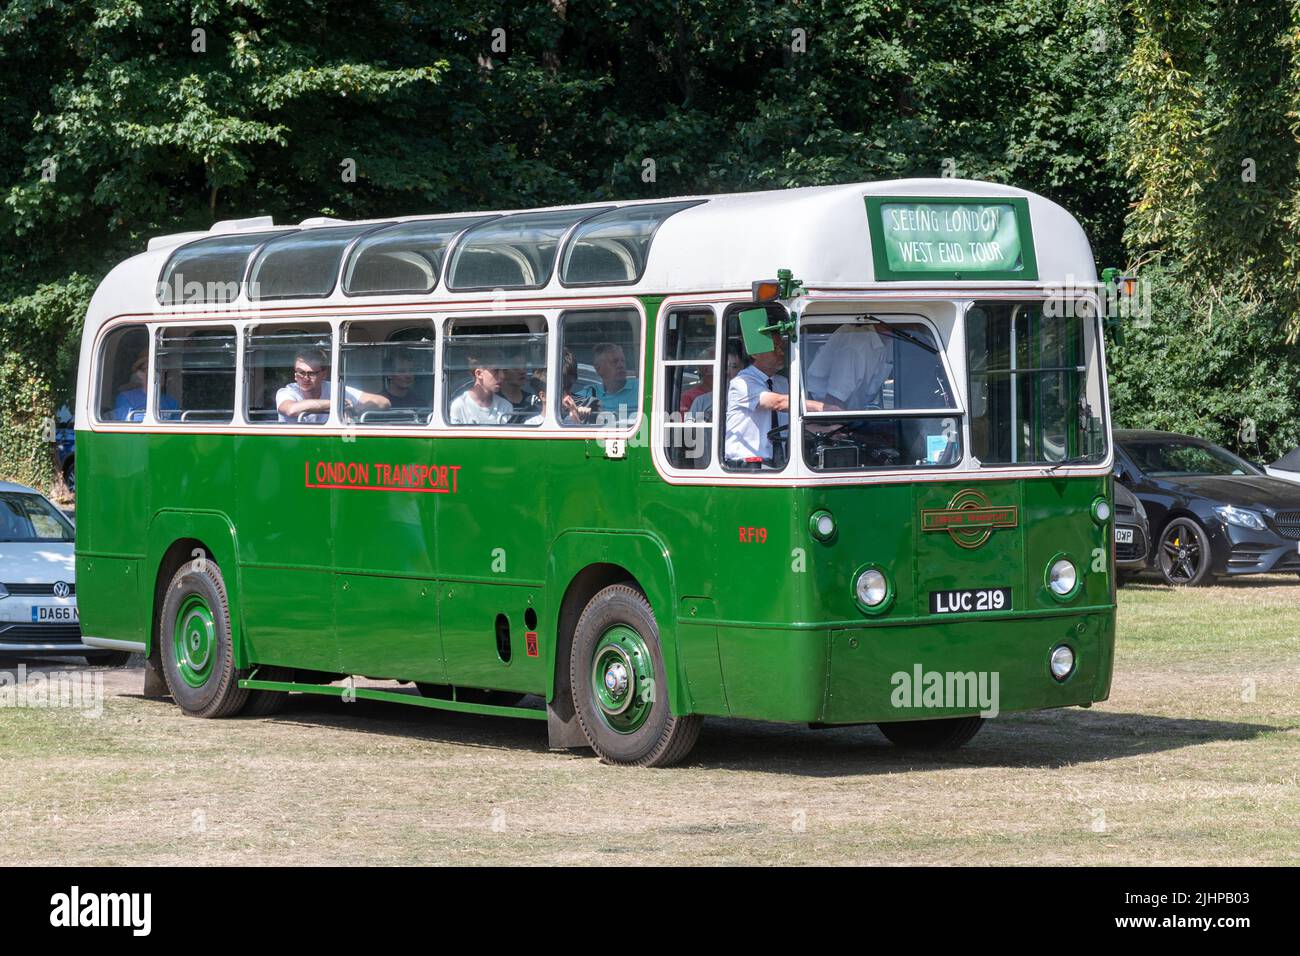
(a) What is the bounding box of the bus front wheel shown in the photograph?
[159,557,248,718]
[570,584,701,768]
[877,716,984,750]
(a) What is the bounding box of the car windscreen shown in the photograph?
[1124,441,1255,477]
[0,492,74,542]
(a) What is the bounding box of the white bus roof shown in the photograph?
[82,178,1096,339]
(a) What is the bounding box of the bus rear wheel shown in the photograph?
[877,716,984,750]
[159,557,248,718]
[570,584,701,767]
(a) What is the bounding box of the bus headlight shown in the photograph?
[854,568,889,608]
[809,510,836,542]
[1050,644,1076,681]
[1047,558,1077,597]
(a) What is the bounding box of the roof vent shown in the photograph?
[208,216,276,234]
[299,216,349,227]
[146,231,209,252]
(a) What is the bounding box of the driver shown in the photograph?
[804,322,892,411]
[724,330,823,466]
[277,347,390,423]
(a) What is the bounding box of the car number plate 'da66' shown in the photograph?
[929,587,1011,614]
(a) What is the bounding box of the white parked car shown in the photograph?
[0,480,128,666]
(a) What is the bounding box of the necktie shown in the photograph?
[767,377,780,462]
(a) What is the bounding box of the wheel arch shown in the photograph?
[146,510,245,666]
[543,530,687,747]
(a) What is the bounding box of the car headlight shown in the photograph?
[1050,645,1076,681]
[1091,497,1111,524]
[1048,557,1078,597]
[854,568,889,609]
[1216,505,1266,531]
[809,510,836,542]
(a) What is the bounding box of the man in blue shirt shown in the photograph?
[593,342,638,422]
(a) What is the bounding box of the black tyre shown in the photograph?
[158,557,248,718]
[85,650,131,667]
[570,584,701,767]
[1117,571,1136,588]
[877,716,984,750]
[63,459,75,495]
[1157,518,1214,586]
[241,665,292,717]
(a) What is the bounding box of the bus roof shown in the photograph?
[82,178,1096,335]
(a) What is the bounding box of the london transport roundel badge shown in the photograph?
[920,489,1019,549]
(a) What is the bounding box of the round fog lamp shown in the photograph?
[1048,558,1077,597]
[1092,497,1111,524]
[809,510,836,541]
[1050,644,1076,681]
[855,568,888,607]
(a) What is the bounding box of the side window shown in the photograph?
[557,308,641,427]
[155,326,237,424]
[96,324,150,422]
[245,324,333,424]
[660,307,716,469]
[443,316,548,427]
[340,322,437,426]
[721,304,790,472]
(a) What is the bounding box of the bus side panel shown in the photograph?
[329,435,443,682]
[234,435,340,673]
[435,437,550,694]
[73,430,150,645]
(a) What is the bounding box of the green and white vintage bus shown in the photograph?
[76,179,1115,766]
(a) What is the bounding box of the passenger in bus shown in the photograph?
[804,322,893,411]
[379,352,420,408]
[686,344,744,423]
[114,350,178,421]
[499,352,540,423]
[724,331,823,465]
[560,349,599,425]
[593,342,638,420]
[277,348,390,424]
[448,350,514,425]
[522,375,548,426]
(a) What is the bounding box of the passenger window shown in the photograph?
[245,324,334,425]
[443,316,548,426]
[96,324,151,422]
[661,308,716,469]
[557,308,641,427]
[155,326,236,424]
[340,322,437,426]
[721,304,790,472]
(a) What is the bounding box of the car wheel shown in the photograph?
[85,651,130,667]
[241,665,292,717]
[877,716,985,750]
[159,557,248,717]
[570,584,701,767]
[1157,518,1214,586]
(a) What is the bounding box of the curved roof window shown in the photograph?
[158,231,293,305]
[247,224,391,301]
[342,215,498,296]
[446,207,615,291]
[560,200,703,286]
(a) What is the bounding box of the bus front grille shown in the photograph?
[0,623,84,644]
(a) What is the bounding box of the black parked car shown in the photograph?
[1114,430,1300,585]
[1113,481,1151,583]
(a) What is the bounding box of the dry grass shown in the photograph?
[1,575,1297,865]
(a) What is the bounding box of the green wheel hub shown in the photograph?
[172,594,217,688]
[590,624,655,734]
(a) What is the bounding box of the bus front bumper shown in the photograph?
[712,607,1115,725]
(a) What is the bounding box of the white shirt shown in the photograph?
[276,381,361,423]
[449,390,514,425]
[725,365,789,462]
[805,324,892,409]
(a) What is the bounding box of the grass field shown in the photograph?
[1,576,1297,866]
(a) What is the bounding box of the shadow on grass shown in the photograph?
[6,656,1284,776]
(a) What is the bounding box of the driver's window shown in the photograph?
[245,323,333,425]
[721,304,791,473]
[340,321,436,426]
